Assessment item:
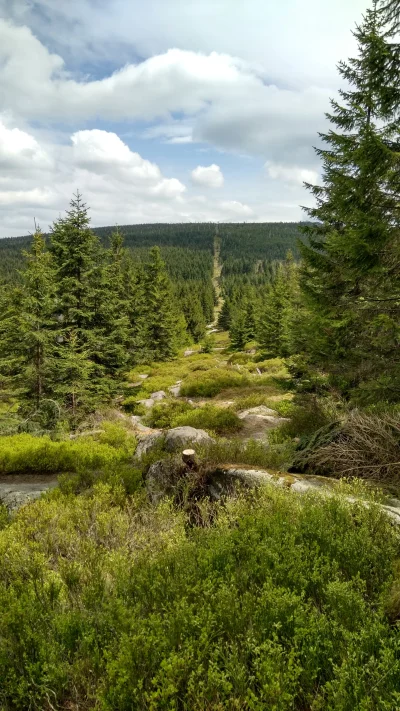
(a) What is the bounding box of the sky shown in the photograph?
[0,0,370,237]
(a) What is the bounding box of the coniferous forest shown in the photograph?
[1,2,400,709]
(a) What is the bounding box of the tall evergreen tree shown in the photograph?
[50,191,100,341]
[93,229,132,377]
[300,2,400,399]
[380,0,400,29]
[143,247,183,361]
[17,228,57,409]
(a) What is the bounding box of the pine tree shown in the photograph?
[143,247,183,361]
[93,229,132,378]
[0,230,58,416]
[50,191,100,342]
[300,3,400,399]
[53,330,96,429]
[380,0,400,29]
[50,192,106,415]
[218,299,232,330]
[17,228,57,409]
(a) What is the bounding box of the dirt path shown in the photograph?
[210,231,223,328]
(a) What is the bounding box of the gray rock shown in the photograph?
[237,406,278,419]
[135,431,164,459]
[138,374,149,380]
[0,475,58,511]
[184,349,195,357]
[151,390,167,401]
[169,384,181,397]
[146,456,186,503]
[137,398,155,409]
[164,426,214,452]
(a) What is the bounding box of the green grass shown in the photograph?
[0,483,399,709]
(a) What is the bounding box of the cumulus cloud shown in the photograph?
[0,120,53,175]
[1,0,369,89]
[0,121,259,236]
[266,161,319,186]
[0,18,330,165]
[191,164,224,189]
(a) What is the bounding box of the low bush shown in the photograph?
[146,400,195,429]
[0,484,399,709]
[122,396,147,415]
[247,357,288,376]
[0,427,136,475]
[181,368,249,398]
[200,436,294,471]
[172,405,243,435]
[228,352,254,366]
[270,397,335,444]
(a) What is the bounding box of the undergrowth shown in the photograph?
[0,484,399,709]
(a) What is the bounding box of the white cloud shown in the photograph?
[0,119,53,174]
[0,121,259,235]
[266,161,319,186]
[220,200,253,217]
[3,0,369,89]
[0,19,330,165]
[191,164,224,188]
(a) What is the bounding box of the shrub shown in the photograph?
[228,352,254,366]
[181,368,249,398]
[146,400,195,429]
[172,405,243,435]
[201,335,215,353]
[248,357,288,376]
[270,397,334,444]
[122,396,146,415]
[199,437,294,471]
[0,484,399,709]
[0,430,136,475]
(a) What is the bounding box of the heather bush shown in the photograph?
[0,484,399,709]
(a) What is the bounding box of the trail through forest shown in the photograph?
[211,230,223,327]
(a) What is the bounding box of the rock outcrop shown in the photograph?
[164,426,214,452]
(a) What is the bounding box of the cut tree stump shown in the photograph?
[182,449,198,469]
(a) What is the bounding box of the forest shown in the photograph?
[0,0,400,709]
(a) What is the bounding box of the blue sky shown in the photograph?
[0,0,370,236]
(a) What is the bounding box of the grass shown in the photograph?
[0,482,399,709]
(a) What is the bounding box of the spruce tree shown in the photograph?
[300,2,400,399]
[93,229,132,378]
[50,191,100,342]
[17,228,57,409]
[218,299,232,331]
[143,247,183,361]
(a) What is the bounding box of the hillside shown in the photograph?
[0,222,302,283]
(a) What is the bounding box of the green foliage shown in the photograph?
[172,404,242,434]
[1,484,399,709]
[181,368,249,398]
[146,400,195,429]
[270,398,336,445]
[143,247,187,362]
[0,429,136,475]
[299,6,400,402]
[201,334,215,353]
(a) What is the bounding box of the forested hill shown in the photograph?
[0,222,302,283]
